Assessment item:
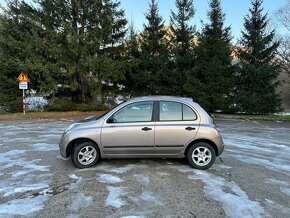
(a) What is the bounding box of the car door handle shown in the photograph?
[185,127,196,131]
[142,127,152,131]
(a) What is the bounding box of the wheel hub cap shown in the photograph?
[77,145,97,165]
[192,147,212,166]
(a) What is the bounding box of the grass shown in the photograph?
[1,111,290,122]
[0,111,105,121]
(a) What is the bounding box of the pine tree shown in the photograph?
[134,0,170,95]
[184,0,234,112]
[170,0,196,96]
[236,0,281,114]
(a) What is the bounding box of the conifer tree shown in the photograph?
[184,0,234,112]
[170,0,195,96]
[122,21,141,95]
[0,1,38,112]
[134,0,170,95]
[236,0,281,113]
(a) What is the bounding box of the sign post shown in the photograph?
[18,72,30,115]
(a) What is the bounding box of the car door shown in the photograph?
[154,101,199,154]
[101,101,155,155]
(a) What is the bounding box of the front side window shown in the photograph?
[111,101,153,123]
[159,101,197,121]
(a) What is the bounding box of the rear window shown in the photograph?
[159,101,197,121]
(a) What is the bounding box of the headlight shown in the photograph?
[64,123,80,133]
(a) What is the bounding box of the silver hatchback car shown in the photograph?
[59,96,224,170]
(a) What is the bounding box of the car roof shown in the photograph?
[127,96,195,104]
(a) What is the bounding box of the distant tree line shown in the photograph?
[0,0,282,114]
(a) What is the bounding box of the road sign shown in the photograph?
[19,82,28,90]
[18,72,30,82]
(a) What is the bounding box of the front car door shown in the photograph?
[155,101,200,154]
[101,101,155,155]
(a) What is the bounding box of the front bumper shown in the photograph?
[59,133,69,158]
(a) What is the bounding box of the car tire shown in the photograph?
[187,142,216,170]
[72,141,100,169]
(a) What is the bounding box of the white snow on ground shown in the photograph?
[106,186,128,208]
[189,170,264,218]
[0,195,49,216]
[266,178,290,196]
[157,172,170,176]
[97,163,147,174]
[0,121,70,217]
[30,143,59,151]
[68,193,93,212]
[97,174,124,184]
[220,121,290,176]
[3,183,49,197]
[265,199,290,215]
[133,174,150,184]
[68,174,83,190]
[140,192,162,206]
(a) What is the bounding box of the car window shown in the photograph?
[160,101,182,121]
[112,101,153,123]
[159,101,197,121]
[183,104,197,120]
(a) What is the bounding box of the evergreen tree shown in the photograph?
[236,0,281,113]
[184,0,234,112]
[122,21,141,96]
[134,0,170,95]
[35,0,127,103]
[170,0,195,96]
[0,1,38,112]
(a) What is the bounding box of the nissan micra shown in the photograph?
[59,96,224,170]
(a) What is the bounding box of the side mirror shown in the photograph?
[107,116,115,123]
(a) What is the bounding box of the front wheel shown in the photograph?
[187,142,216,170]
[72,142,100,168]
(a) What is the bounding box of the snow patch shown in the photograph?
[140,191,162,205]
[97,174,124,184]
[31,143,59,151]
[3,183,49,197]
[157,172,170,176]
[97,163,147,174]
[68,193,92,212]
[134,174,150,184]
[106,186,128,208]
[0,195,48,216]
[189,171,264,218]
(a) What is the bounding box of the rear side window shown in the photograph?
[183,104,197,120]
[159,101,197,121]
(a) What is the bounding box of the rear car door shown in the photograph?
[154,101,199,154]
[101,101,155,155]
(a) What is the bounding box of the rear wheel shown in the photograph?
[187,142,216,170]
[72,142,100,168]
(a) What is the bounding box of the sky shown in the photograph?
[0,0,287,41]
[120,0,288,42]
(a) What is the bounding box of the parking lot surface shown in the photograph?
[0,118,289,218]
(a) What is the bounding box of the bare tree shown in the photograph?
[276,0,290,75]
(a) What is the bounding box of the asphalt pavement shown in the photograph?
[0,118,289,218]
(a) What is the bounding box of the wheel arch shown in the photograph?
[66,138,101,157]
[185,139,218,157]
